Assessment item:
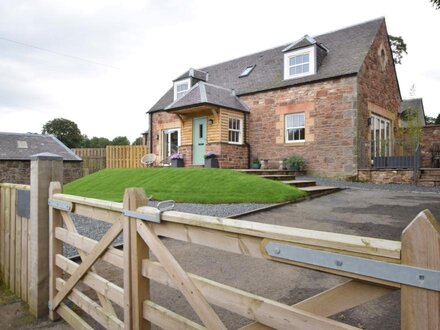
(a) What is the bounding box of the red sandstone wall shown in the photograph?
[240,76,358,177]
[357,21,401,166]
[421,125,440,167]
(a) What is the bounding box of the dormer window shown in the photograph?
[174,78,191,100]
[283,46,316,80]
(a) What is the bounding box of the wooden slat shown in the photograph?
[57,303,93,330]
[4,187,10,285]
[56,278,124,330]
[9,188,16,291]
[49,182,63,321]
[61,211,117,317]
[143,300,205,330]
[50,193,400,261]
[21,216,28,302]
[0,187,5,280]
[401,210,440,330]
[51,219,123,311]
[137,220,226,329]
[15,213,22,297]
[240,281,394,330]
[0,183,31,190]
[74,204,121,224]
[123,188,150,330]
[55,227,123,268]
[143,259,359,330]
[56,254,124,307]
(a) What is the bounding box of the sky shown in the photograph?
[0,0,439,142]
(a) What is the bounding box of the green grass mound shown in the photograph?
[64,168,306,204]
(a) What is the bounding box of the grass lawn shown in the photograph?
[64,168,306,204]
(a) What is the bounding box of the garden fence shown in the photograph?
[72,148,106,175]
[106,145,148,169]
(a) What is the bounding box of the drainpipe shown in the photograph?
[149,112,153,152]
[244,113,251,168]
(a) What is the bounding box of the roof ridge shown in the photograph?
[199,81,207,103]
[203,81,235,93]
[311,17,385,39]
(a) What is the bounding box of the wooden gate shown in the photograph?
[48,184,440,329]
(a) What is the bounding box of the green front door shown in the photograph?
[192,117,207,165]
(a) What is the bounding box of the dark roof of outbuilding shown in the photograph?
[165,82,249,112]
[149,18,385,113]
[0,132,82,161]
[400,98,426,127]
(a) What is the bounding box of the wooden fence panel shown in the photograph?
[0,183,31,303]
[106,145,148,169]
[72,148,106,175]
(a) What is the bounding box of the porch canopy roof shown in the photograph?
[164,81,250,113]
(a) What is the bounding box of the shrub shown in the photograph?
[284,155,306,171]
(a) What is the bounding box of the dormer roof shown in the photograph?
[165,81,249,112]
[174,68,208,82]
[282,35,318,52]
[149,17,385,113]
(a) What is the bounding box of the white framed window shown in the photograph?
[173,78,191,100]
[162,128,181,162]
[370,114,391,157]
[228,118,242,144]
[285,113,305,143]
[284,46,316,80]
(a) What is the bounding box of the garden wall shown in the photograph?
[421,125,440,167]
[358,169,413,184]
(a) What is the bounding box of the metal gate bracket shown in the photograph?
[48,199,73,212]
[265,241,440,292]
[123,200,175,224]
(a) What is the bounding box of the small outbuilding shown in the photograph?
[0,132,83,184]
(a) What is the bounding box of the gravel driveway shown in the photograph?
[67,184,440,329]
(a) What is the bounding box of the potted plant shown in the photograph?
[283,155,306,171]
[204,151,219,168]
[170,153,184,167]
[251,158,261,169]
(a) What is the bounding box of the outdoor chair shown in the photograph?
[431,143,440,168]
[140,153,157,167]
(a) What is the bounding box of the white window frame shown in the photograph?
[370,114,391,157]
[173,78,191,101]
[285,113,305,143]
[162,128,181,162]
[228,117,243,144]
[283,46,316,80]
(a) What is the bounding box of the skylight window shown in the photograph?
[239,65,255,78]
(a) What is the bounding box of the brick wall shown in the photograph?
[240,76,358,177]
[206,143,248,169]
[0,160,82,184]
[358,169,413,184]
[421,125,440,167]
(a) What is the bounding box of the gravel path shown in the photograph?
[299,176,440,193]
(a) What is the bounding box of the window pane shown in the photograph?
[287,129,294,141]
[302,63,309,73]
[199,124,203,139]
[298,114,305,126]
[303,54,309,63]
[299,128,305,140]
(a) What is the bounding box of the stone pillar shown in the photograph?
[28,153,63,317]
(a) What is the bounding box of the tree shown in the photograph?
[132,137,143,145]
[425,116,437,124]
[431,0,440,9]
[42,118,82,148]
[111,136,130,145]
[389,35,408,65]
[436,114,440,125]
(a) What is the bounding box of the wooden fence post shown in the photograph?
[401,209,440,330]
[123,188,150,330]
[28,153,63,318]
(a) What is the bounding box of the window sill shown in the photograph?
[283,141,306,146]
[228,142,244,146]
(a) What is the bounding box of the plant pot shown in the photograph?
[251,163,261,169]
[204,158,219,168]
[171,159,184,167]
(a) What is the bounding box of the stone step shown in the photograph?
[282,180,317,188]
[419,175,440,181]
[261,174,296,181]
[299,186,341,197]
[237,169,298,176]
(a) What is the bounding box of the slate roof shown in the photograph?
[0,132,82,161]
[149,17,385,113]
[165,82,249,112]
[174,68,208,82]
[400,98,426,127]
